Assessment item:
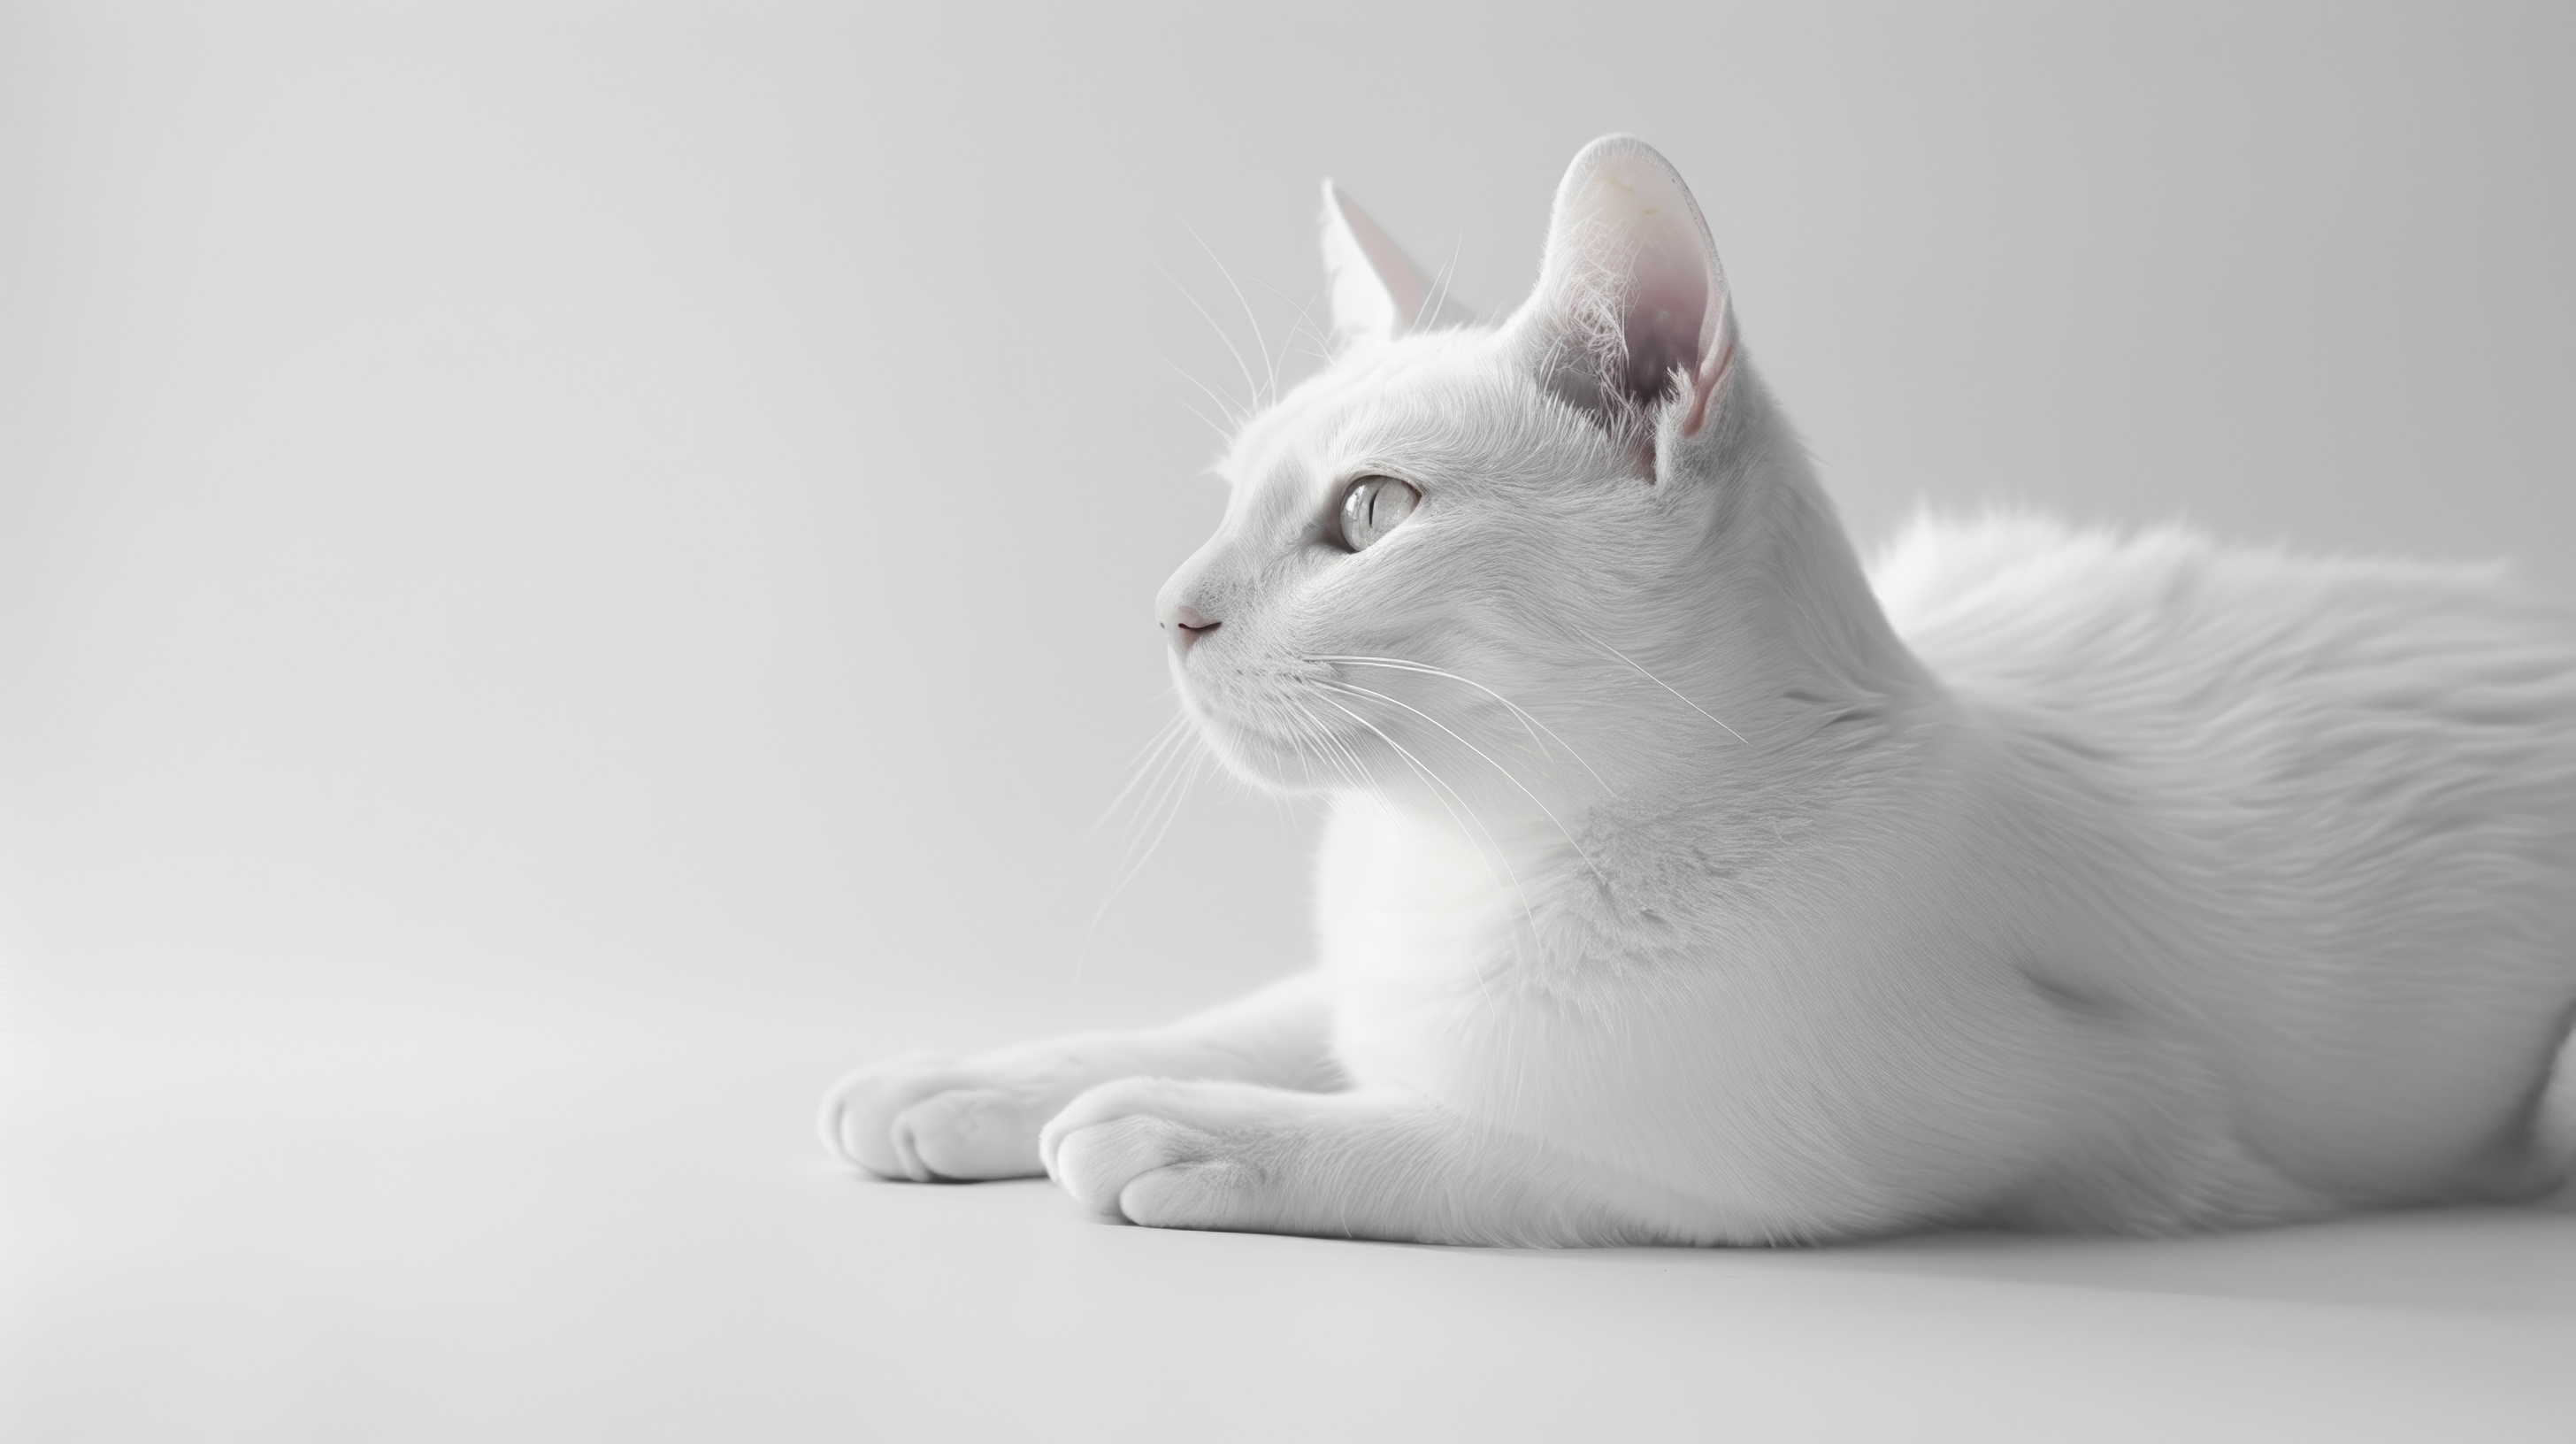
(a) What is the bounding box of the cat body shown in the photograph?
[821,138,2576,1244]
[1315,511,2576,1240]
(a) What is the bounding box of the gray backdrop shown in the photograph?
[10,5,2576,1438]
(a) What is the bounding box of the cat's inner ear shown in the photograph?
[1321,181,1476,350]
[1510,136,1736,443]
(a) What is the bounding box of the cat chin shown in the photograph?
[1188,720,1344,798]
[1174,702,1353,797]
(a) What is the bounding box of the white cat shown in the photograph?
[820,137,2576,1243]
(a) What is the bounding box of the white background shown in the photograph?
[6,4,2574,1439]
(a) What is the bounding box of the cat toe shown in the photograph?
[816,1075,888,1174]
[816,1053,961,1179]
[1036,1075,1208,1171]
[1115,1156,1265,1231]
[889,1088,1046,1180]
[1039,1079,1284,1227]
[1046,1112,1223,1218]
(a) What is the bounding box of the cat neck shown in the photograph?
[1580,362,1940,787]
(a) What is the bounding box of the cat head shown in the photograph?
[1157,136,1808,805]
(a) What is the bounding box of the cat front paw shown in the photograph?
[816,1051,1069,1182]
[1039,1078,1288,1230]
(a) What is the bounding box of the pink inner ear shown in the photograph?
[1518,138,1735,440]
[1618,222,1711,410]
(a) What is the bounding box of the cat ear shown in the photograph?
[1321,180,1476,350]
[1509,135,1736,441]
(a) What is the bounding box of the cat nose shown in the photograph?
[1166,603,1222,655]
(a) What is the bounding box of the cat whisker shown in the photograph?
[1075,711,1200,979]
[1583,633,1750,746]
[1301,699,1382,797]
[1122,734,1201,864]
[1314,678,1605,884]
[1269,705,1317,792]
[1305,654,1607,788]
[1419,232,1470,327]
[1087,710,1197,838]
[1108,705,1205,864]
[1250,274,1342,374]
[1291,702,1372,797]
[1153,256,1262,419]
[1184,222,1280,410]
[1257,696,1331,795]
[1152,349,1247,442]
[1315,693,1524,1010]
[1315,692,1540,986]
[1273,698,1335,787]
[1085,733,1209,945]
[1169,397,1235,447]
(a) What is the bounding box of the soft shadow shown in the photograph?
[1530,1204,2576,1315]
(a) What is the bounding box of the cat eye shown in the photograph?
[1338,474,1421,552]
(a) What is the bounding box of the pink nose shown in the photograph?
[1167,603,1221,655]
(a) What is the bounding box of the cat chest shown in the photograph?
[1309,802,1595,1090]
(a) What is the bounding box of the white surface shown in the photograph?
[8,4,2576,1438]
[12,1011,2576,1440]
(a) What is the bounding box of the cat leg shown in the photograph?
[817,972,1333,1182]
[1038,1077,1676,1246]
